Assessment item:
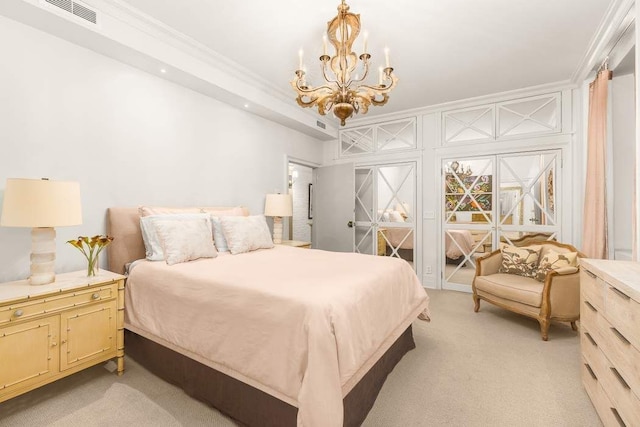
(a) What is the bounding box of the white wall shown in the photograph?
[611,72,636,259]
[0,16,323,282]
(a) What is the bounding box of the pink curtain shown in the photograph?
[582,70,612,259]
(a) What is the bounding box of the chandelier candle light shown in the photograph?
[291,0,398,126]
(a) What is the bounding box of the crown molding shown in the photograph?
[571,0,635,84]
[84,0,294,105]
[342,80,575,129]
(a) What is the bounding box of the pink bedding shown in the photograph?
[381,227,414,250]
[125,246,429,427]
[445,229,475,259]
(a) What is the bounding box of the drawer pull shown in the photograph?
[611,407,627,427]
[585,363,597,380]
[611,328,631,345]
[13,309,24,318]
[584,301,597,312]
[585,270,596,279]
[91,293,100,300]
[611,287,631,300]
[584,332,597,347]
[611,367,631,390]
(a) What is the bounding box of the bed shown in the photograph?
[444,229,475,260]
[107,207,429,427]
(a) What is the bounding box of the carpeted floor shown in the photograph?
[0,290,601,427]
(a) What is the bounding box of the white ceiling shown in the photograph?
[120,0,613,119]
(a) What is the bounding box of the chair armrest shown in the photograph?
[542,269,581,318]
[475,250,502,276]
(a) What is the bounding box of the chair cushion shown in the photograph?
[498,244,541,279]
[475,273,544,307]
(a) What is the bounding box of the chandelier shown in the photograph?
[291,0,398,126]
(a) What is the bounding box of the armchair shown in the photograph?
[472,240,584,341]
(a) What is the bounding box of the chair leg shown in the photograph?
[473,294,480,312]
[539,318,550,341]
[570,321,578,331]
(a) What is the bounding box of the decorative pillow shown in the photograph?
[535,249,578,281]
[153,218,217,265]
[220,215,274,254]
[140,213,211,261]
[138,206,203,217]
[498,244,542,278]
[201,206,246,216]
[389,211,405,223]
[210,216,232,252]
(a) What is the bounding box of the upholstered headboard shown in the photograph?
[106,206,250,274]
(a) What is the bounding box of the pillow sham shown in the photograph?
[220,215,274,254]
[535,249,578,282]
[139,206,202,217]
[153,217,217,265]
[498,244,542,279]
[140,213,211,261]
[389,211,405,223]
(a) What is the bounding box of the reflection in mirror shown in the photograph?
[355,168,374,223]
[444,159,493,224]
[355,226,374,255]
[443,229,492,286]
[499,153,557,227]
[375,163,416,266]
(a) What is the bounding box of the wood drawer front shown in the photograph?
[599,359,640,427]
[581,297,603,343]
[0,283,116,325]
[581,328,607,380]
[581,269,606,311]
[604,285,640,351]
[598,317,640,395]
[0,316,60,398]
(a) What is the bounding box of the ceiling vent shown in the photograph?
[43,0,98,25]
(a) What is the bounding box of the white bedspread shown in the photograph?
[125,246,429,427]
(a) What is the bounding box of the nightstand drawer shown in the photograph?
[0,283,116,324]
[604,284,640,350]
[581,297,603,343]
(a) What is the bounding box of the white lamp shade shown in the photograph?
[264,193,293,217]
[1,178,82,227]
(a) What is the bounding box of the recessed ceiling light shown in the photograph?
[244,103,250,108]
[160,68,167,73]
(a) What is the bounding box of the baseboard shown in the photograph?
[422,275,437,289]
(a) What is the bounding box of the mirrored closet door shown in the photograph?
[442,150,561,291]
[355,162,417,269]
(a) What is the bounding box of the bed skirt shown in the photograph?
[124,326,415,427]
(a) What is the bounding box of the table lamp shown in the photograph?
[1,178,82,285]
[264,193,292,244]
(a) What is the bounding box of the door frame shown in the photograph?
[355,157,423,280]
[284,155,321,242]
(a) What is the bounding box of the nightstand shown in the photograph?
[0,270,125,403]
[278,240,312,249]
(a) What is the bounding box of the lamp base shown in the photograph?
[30,227,56,285]
[273,216,283,244]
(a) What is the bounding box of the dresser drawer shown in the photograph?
[0,283,117,324]
[582,269,606,311]
[604,284,640,350]
[599,360,640,427]
[581,328,608,380]
[598,318,640,395]
[581,297,603,343]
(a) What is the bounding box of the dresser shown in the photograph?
[580,259,640,427]
[0,270,125,403]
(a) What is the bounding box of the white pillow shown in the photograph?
[140,213,211,261]
[220,215,274,254]
[210,216,231,252]
[153,218,218,265]
[389,211,405,222]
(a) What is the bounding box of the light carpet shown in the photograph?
[48,383,180,427]
[0,289,601,426]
